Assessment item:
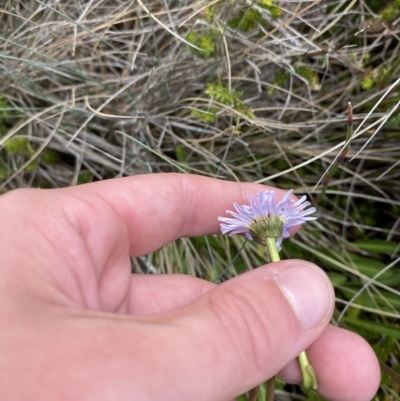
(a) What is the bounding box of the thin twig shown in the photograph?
[248,386,258,401]
[266,378,274,401]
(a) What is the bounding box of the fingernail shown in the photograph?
[276,263,333,330]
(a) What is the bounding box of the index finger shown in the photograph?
[63,173,300,256]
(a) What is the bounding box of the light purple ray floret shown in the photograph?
[217,190,317,250]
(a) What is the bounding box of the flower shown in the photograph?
[218,190,316,250]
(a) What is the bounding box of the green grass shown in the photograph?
[1,0,400,399]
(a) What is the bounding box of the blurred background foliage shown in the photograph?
[1,0,400,399]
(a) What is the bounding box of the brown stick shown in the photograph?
[248,385,258,401]
[266,378,274,401]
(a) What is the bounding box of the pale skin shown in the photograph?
[0,173,380,401]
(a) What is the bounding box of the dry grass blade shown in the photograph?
[1,0,400,398]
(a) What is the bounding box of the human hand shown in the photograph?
[0,173,379,401]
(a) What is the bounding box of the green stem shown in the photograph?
[298,351,318,391]
[263,239,279,401]
[265,237,280,262]
[265,237,318,394]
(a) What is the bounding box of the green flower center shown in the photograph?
[248,216,284,244]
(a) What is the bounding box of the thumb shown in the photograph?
[149,259,334,401]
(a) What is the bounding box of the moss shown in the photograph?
[258,0,273,6]
[186,31,215,58]
[25,161,38,172]
[199,36,215,58]
[41,149,60,164]
[361,76,375,90]
[192,83,254,124]
[360,69,381,90]
[0,166,8,181]
[268,69,290,94]
[0,95,10,121]
[228,9,261,31]
[387,113,400,128]
[267,4,283,18]
[186,31,197,45]
[295,66,321,91]
[381,6,396,21]
[380,0,400,21]
[227,1,282,33]
[0,121,7,137]
[205,82,254,119]
[191,108,216,123]
[257,0,283,18]
[205,82,241,105]
[77,172,93,184]
[4,137,33,156]
[0,95,11,137]
[203,5,216,23]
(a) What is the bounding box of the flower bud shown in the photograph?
[249,216,284,245]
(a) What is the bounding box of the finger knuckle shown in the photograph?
[207,285,273,375]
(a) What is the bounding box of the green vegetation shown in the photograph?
[186,31,216,58]
[381,0,400,21]
[258,0,283,18]
[4,137,32,156]
[228,9,265,31]
[191,83,254,124]
[228,0,282,31]
[190,108,217,124]
[1,0,399,398]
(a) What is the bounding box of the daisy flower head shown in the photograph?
[218,190,317,250]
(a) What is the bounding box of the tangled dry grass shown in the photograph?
[1,0,400,399]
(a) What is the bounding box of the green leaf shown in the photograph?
[345,318,400,339]
[327,272,348,286]
[350,254,400,287]
[314,248,400,287]
[352,240,399,254]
